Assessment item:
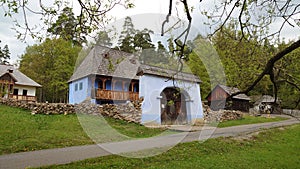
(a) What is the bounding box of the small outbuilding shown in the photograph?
[206,84,251,112]
[253,95,282,114]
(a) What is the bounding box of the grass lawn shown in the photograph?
[38,124,300,169]
[0,105,93,155]
[0,105,171,155]
[217,115,288,128]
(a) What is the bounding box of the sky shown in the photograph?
[0,0,299,64]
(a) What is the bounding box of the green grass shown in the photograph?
[0,105,171,155]
[217,115,288,128]
[76,113,176,143]
[0,105,94,155]
[105,117,175,138]
[38,124,300,169]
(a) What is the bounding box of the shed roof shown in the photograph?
[0,64,41,87]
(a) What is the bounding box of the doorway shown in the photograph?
[160,87,187,125]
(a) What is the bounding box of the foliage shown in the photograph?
[95,31,112,47]
[117,16,137,53]
[275,42,300,108]
[0,40,10,65]
[209,25,300,108]
[19,38,81,102]
[115,16,171,65]
[212,24,274,93]
[41,124,300,169]
[47,7,90,46]
[0,0,134,41]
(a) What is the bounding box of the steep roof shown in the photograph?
[0,64,42,87]
[69,45,139,82]
[137,64,201,83]
[69,45,201,83]
[216,84,250,100]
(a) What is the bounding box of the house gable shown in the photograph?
[206,84,250,101]
[0,64,41,101]
[206,85,229,102]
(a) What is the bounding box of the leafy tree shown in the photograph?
[2,0,300,100]
[274,42,300,109]
[95,31,112,47]
[0,40,10,65]
[212,24,273,92]
[1,0,134,41]
[47,7,90,46]
[117,16,136,53]
[19,38,81,102]
[133,28,154,50]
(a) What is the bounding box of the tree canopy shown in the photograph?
[0,40,10,65]
[1,0,300,106]
[19,38,81,102]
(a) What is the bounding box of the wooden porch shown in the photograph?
[8,94,37,102]
[95,89,139,101]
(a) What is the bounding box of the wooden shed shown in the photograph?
[253,95,282,114]
[206,84,251,112]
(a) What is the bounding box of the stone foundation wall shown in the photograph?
[0,98,143,123]
[75,99,142,123]
[1,99,242,124]
[0,99,75,115]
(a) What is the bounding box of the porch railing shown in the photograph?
[8,94,36,101]
[96,89,139,101]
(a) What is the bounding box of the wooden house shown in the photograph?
[206,84,251,112]
[68,45,203,125]
[0,64,41,101]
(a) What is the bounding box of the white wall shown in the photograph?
[13,85,37,96]
[139,74,203,125]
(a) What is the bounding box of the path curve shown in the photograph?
[0,116,299,169]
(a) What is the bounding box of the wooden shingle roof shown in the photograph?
[137,64,201,83]
[69,45,201,83]
[68,45,139,82]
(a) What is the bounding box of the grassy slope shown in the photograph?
[39,124,300,169]
[0,105,171,155]
[218,115,288,128]
[0,105,94,154]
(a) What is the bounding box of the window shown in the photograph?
[79,82,83,90]
[98,80,104,89]
[75,83,78,91]
[13,89,18,95]
[22,90,28,96]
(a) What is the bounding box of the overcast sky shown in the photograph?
[0,0,299,64]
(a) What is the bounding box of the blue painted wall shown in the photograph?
[69,77,90,104]
[139,74,203,125]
